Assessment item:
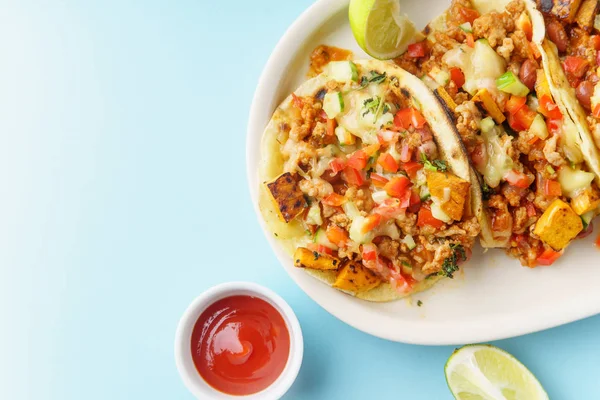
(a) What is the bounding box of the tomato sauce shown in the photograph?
[190,295,290,396]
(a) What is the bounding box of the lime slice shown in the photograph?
[445,345,548,400]
[349,0,422,59]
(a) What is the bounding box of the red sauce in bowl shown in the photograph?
[190,295,290,396]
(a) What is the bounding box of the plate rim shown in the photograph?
[246,0,600,345]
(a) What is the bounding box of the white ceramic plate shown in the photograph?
[246,0,600,345]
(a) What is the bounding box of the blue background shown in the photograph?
[2,0,599,398]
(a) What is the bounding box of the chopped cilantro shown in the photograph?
[362,96,381,117]
[481,182,494,201]
[417,300,423,307]
[420,153,448,172]
[368,70,387,84]
[440,244,467,279]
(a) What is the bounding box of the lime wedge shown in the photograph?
[349,0,423,59]
[445,345,548,400]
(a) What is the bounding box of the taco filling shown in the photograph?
[259,60,481,300]
[395,0,598,267]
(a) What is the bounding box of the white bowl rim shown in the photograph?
[174,281,304,400]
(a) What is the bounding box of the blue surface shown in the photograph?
[2,0,600,399]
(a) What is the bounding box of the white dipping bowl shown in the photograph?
[174,282,303,399]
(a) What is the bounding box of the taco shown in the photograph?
[258,59,482,302]
[394,0,599,267]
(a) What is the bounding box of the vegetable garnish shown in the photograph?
[421,153,448,172]
[440,244,466,278]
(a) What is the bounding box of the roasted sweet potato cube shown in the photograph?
[473,88,505,124]
[552,0,583,22]
[533,199,583,250]
[293,247,341,270]
[426,171,470,221]
[266,172,307,222]
[571,187,600,215]
[333,261,381,293]
[575,0,598,29]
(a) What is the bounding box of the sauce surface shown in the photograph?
[308,44,353,77]
[191,295,290,396]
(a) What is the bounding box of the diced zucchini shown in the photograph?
[547,165,556,175]
[581,211,595,229]
[373,220,400,239]
[529,114,548,140]
[558,167,595,198]
[459,22,472,33]
[419,185,431,201]
[342,201,361,220]
[496,71,530,97]
[335,125,355,145]
[428,66,450,86]
[314,228,338,250]
[323,91,344,119]
[402,234,416,250]
[306,203,323,226]
[324,61,359,83]
[480,117,495,133]
[372,190,390,204]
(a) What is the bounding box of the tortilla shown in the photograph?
[259,60,482,302]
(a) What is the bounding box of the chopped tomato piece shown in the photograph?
[544,179,562,197]
[525,202,537,217]
[563,56,589,78]
[397,189,412,209]
[329,157,346,174]
[362,214,382,233]
[322,193,346,206]
[508,106,536,131]
[307,243,334,256]
[341,167,366,186]
[546,118,562,135]
[362,243,377,261]
[505,95,526,115]
[384,176,411,198]
[538,95,562,119]
[403,161,423,179]
[347,150,368,170]
[458,6,479,24]
[291,93,303,109]
[593,104,600,118]
[417,205,444,229]
[377,130,397,144]
[407,41,427,58]
[408,189,421,214]
[592,35,600,51]
[374,198,407,219]
[326,118,336,136]
[466,33,474,48]
[449,67,465,88]
[394,108,426,130]
[370,173,389,188]
[377,153,399,173]
[536,248,562,266]
[326,224,349,248]
[504,170,531,188]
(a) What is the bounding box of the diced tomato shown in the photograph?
[329,157,346,174]
[504,170,531,188]
[544,179,562,197]
[592,35,600,51]
[538,95,562,119]
[449,67,465,88]
[546,118,562,135]
[505,95,527,115]
[466,33,475,48]
[417,205,444,229]
[362,243,378,261]
[596,233,600,248]
[374,198,407,219]
[322,193,346,206]
[326,224,349,248]
[362,214,382,233]
[563,56,589,78]
[377,130,397,144]
[508,106,536,131]
[390,269,412,293]
[307,242,334,256]
[399,143,412,163]
[536,247,562,266]
[327,118,336,136]
[347,150,368,170]
[408,189,421,213]
[384,176,411,198]
[291,93,303,108]
[403,161,423,179]
[407,41,427,58]
[377,153,399,173]
[593,104,600,118]
[370,173,389,188]
[525,202,537,217]
[341,167,366,186]
[394,108,427,130]
[458,6,479,24]
[398,189,412,209]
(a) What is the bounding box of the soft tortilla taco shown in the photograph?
[394,0,599,267]
[259,59,482,302]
